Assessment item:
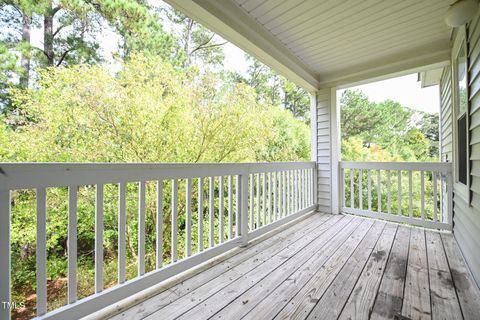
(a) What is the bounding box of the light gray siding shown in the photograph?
[447,10,480,287]
[440,67,453,162]
[316,88,332,213]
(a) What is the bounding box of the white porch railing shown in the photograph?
[340,161,453,230]
[0,162,316,320]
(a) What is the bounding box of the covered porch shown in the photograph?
[1,0,480,319]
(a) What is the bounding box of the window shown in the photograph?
[453,27,469,197]
[456,44,468,185]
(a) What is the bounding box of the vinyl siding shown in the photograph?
[449,9,480,287]
[316,88,332,213]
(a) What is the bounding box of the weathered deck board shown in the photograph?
[441,232,480,320]
[338,223,397,320]
[213,214,363,319]
[305,221,387,319]
[426,231,463,319]
[173,215,353,320]
[402,228,431,320]
[144,214,345,319]
[111,212,330,320]
[108,214,480,320]
[370,225,411,319]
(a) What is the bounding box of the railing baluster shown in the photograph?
[292,170,297,213]
[359,169,363,210]
[282,171,286,216]
[156,181,163,268]
[262,172,266,222]
[272,172,277,220]
[420,171,425,221]
[209,177,214,248]
[268,172,272,223]
[256,173,260,227]
[367,170,372,211]
[218,176,224,244]
[236,175,241,237]
[249,174,254,229]
[433,172,438,223]
[350,169,354,208]
[228,176,233,240]
[387,170,391,214]
[186,178,192,255]
[36,188,47,315]
[303,169,307,209]
[397,171,402,216]
[171,179,178,262]
[0,190,10,320]
[342,168,346,208]
[240,174,248,246]
[279,171,283,218]
[138,181,146,275]
[198,178,204,252]
[377,170,381,213]
[68,186,78,303]
[408,171,413,218]
[286,171,290,215]
[118,183,126,283]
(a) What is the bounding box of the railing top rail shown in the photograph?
[340,161,452,172]
[0,161,315,191]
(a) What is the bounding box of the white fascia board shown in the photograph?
[320,43,451,89]
[164,0,320,92]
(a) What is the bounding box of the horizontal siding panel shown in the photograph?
[317,149,330,157]
[317,113,330,122]
[317,120,330,129]
[470,144,480,160]
[317,135,330,143]
[317,204,331,213]
[317,184,331,192]
[471,90,480,114]
[317,169,331,178]
[317,128,330,137]
[317,157,330,164]
[317,177,331,186]
[469,70,480,100]
[471,127,480,145]
[454,227,480,285]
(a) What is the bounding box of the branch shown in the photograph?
[53,25,65,38]
[56,49,71,66]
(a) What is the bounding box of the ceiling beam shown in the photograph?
[164,0,320,92]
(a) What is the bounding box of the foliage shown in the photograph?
[2,53,310,318]
[340,89,439,162]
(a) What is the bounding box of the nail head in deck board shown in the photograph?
[441,232,480,320]
[370,226,411,320]
[402,228,431,320]
[242,217,370,320]
[306,221,387,319]
[213,215,361,319]
[171,215,346,320]
[338,223,398,320]
[425,231,463,319]
[140,215,337,320]
[110,213,324,320]
[274,219,378,320]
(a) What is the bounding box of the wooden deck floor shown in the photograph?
[108,213,480,320]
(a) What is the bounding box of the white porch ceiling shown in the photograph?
[165,0,454,91]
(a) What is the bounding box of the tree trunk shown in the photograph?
[19,13,31,88]
[44,3,55,66]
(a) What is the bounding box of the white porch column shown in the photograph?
[311,88,340,214]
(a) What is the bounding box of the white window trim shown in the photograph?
[451,26,471,204]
